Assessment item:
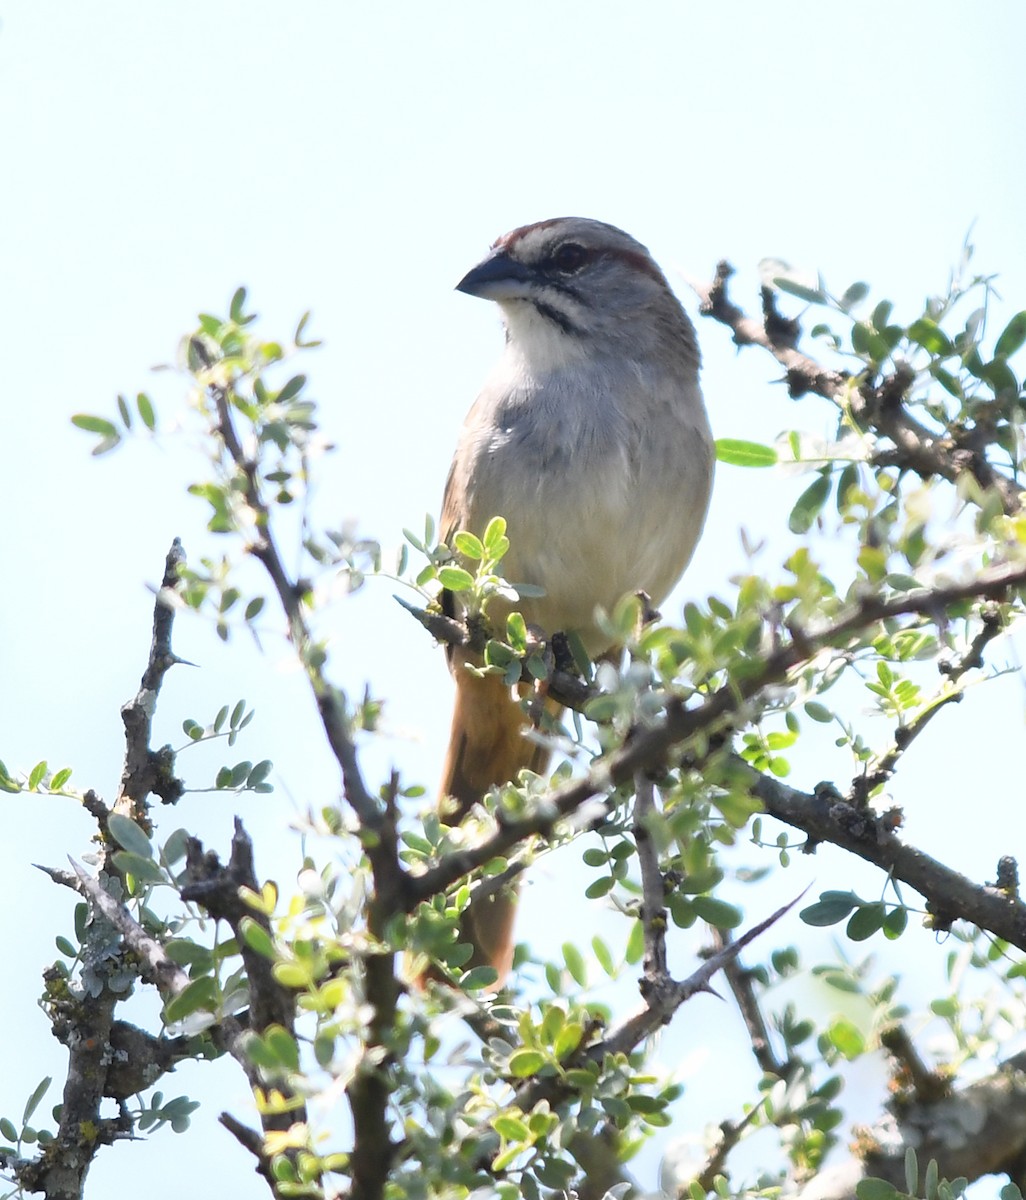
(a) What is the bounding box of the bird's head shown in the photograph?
[456,217,697,368]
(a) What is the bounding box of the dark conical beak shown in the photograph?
[456,250,537,299]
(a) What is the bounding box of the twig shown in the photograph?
[198,353,406,1200]
[115,538,187,819]
[346,771,403,1199]
[201,365,382,833]
[739,758,1026,947]
[851,606,1005,805]
[67,861,190,996]
[879,1024,950,1104]
[691,1103,767,1194]
[410,559,1026,913]
[514,891,805,1113]
[691,263,1022,515]
[634,773,669,983]
[708,927,787,1078]
[21,543,189,1199]
[219,1112,274,1185]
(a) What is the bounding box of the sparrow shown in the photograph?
[432,217,714,984]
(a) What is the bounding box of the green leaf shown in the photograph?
[592,935,615,977]
[994,310,1026,359]
[883,906,908,938]
[908,318,953,357]
[788,472,832,534]
[773,276,826,304]
[137,392,156,430]
[506,611,528,651]
[27,761,47,790]
[107,813,153,858]
[827,1016,865,1059]
[71,413,119,437]
[562,942,587,986]
[804,701,833,723]
[715,439,778,468]
[857,1181,900,1200]
[585,876,614,899]
[240,917,275,959]
[800,891,858,927]
[452,531,483,559]
[277,375,306,403]
[22,1077,51,1124]
[229,286,249,323]
[847,901,886,941]
[493,1114,530,1141]
[247,760,273,787]
[163,976,219,1023]
[691,896,743,929]
[508,1049,546,1077]
[264,1025,300,1070]
[625,918,644,965]
[0,759,21,793]
[482,516,509,559]
[437,566,475,591]
[112,851,166,884]
[554,1022,583,1059]
[839,281,870,311]
[460,965,498,991]
[905,1147,919,1196]
[981,357,1019,395]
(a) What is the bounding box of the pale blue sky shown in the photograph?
[3,3,1025,1196]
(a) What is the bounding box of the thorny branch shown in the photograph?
[199,358,382,833]
[20,542,189,1200]
[850,603,1005,805]
[740,760,1026,946]
[197,357,404,1200]
[690,260,1022,514]
[634,772,669,983]
[708,927,788,1079]
[512,892,805,1116]
[405,559,1026,950]
[116,538,187,819]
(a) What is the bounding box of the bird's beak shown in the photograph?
[456,250,536,300]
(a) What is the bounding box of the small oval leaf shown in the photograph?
[715,439,778,468]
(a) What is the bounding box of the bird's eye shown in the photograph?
[549,242,588,274]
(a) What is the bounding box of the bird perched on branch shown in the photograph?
[432,217,714,985]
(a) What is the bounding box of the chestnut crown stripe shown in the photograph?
[495,219,667,287]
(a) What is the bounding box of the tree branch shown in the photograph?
[690,262,1022,515]
[514,891,805,1114]
[708,926,789,1079]
[115,537,187,819]
[409,560,1026,932]
[634,772,669,983]
[199,362,384,834]
[21,541,188,1200]
[851,604,1005,805]
[742,760,1026,947]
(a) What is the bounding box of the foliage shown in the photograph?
[4,244,1026,1200]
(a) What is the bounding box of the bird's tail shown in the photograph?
[426,660,560,985]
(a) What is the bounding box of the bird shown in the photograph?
[431,217,714,986]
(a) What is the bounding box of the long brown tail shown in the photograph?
[431,658,558,985]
